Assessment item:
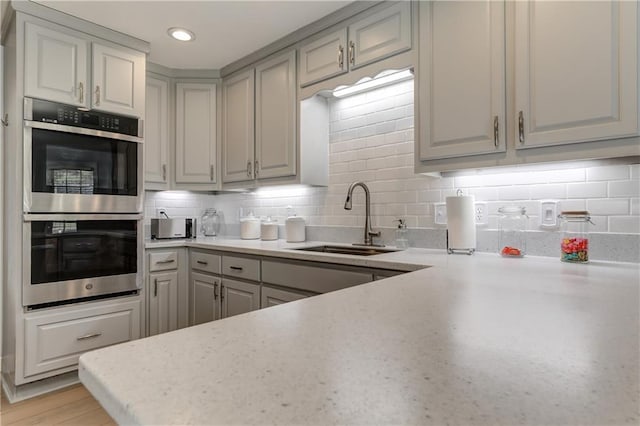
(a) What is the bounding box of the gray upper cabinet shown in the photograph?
[417,0,506,161]
[299,2,412,87]
[348,1,412,70]
[222,69,255,183]
[176,82,217,184]
[299,29,347,87]
[144,75,170,188]
[223,50,297,184]
[514,0,638,149]
[24,21,145,117]
[24,22,89,107]
[255,50,297,180]
[91,42,145,117]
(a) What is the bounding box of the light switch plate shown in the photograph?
[540,200,558,228]
[434,203,447,225]
[474,202,488,226]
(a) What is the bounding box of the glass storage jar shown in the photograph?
[559,211,593,263]
[498,206,527,257]
[200,208,220,236]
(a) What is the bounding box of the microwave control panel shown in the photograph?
[28,98,139,137]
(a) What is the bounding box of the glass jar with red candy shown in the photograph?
[558,211,593,263]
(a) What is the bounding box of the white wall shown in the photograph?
[145,79,639,259]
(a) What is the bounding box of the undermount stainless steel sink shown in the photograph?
[294,245,399,256]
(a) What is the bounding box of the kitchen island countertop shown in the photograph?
[80,240,639,425]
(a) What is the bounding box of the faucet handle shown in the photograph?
[368,230,381,237]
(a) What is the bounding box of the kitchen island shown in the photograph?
[79,242,639,425]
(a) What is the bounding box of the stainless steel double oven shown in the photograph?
[22,98,143,308]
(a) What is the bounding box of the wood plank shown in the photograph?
[0,384,114,426]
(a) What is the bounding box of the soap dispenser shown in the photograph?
[395,219,408,249]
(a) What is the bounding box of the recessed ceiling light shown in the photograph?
[167,27,195,42]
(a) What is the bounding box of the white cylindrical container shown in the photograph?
[285,216,306,242]
[445,194,476,254]
[261,217,278,241]
[240,213,260,240]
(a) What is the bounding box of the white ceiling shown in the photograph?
[32,0,352,69]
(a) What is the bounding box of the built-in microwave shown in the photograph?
[23,214,143,308]
[23,97,143,213]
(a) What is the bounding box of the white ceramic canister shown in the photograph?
[261,217,278,241]
[240,212,261,240]
[285,215,306,242]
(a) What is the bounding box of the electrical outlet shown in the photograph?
[540,200,558,228]
[434,203,447,225]
[474,202,488,226]
[156,207,168,218]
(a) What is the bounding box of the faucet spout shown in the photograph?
[344,182,382,246]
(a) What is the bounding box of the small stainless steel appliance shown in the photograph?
[151,218,196,239]
[23,97,143,214]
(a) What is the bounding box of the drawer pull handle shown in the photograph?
[154,278,158,297]
[214,282,218,299]
[197,260,208,265]
[221,284,225,301]
[493,115,499,147]
[156,259,175,264]
[518,110,525,144]
[77,332,102,341]
[229,266,243,271]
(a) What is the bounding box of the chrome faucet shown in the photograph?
[344,181,382,246]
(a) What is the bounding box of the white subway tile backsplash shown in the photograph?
[587,199,629,215]
[609,216,640,233]
[497,186,530,201]
[609,180,640,198]
[530,184,566,200]
[567,182,607,199]
[586,165,630,181]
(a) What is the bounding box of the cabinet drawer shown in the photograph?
[190,251,221,274]
[24,299,140,377]
[262,260,372,294]
[222,255,260,281]
[149,250,178,272]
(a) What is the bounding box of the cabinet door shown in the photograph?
[91,43,145,117]
[222,70,255,183]
[145,76,169,187]
[24,23,89,107]
[515,1,638,149]
[191,272,220,325]
[175,83,217,184]
[417,1,506,160]
[349,2,412,70]
[261,286,308,309]
[255,50,297,180]
[148,271,178,336]
[299,28,347,87]
[220,278,260,319]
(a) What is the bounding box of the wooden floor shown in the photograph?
[0,384,115,425]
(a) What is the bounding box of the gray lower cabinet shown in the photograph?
[191,272,221,325]
[147,249,188,337]
[221,278,260,318]
[261,285,309,309]
[148,271,178,336]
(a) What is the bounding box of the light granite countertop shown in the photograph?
[80,239,640,425]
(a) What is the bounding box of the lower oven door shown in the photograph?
[23,214,142,307]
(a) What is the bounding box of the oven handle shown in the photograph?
[24,120,143,143]
[24,213,143,222]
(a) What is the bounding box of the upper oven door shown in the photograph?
[23,123,143,214]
